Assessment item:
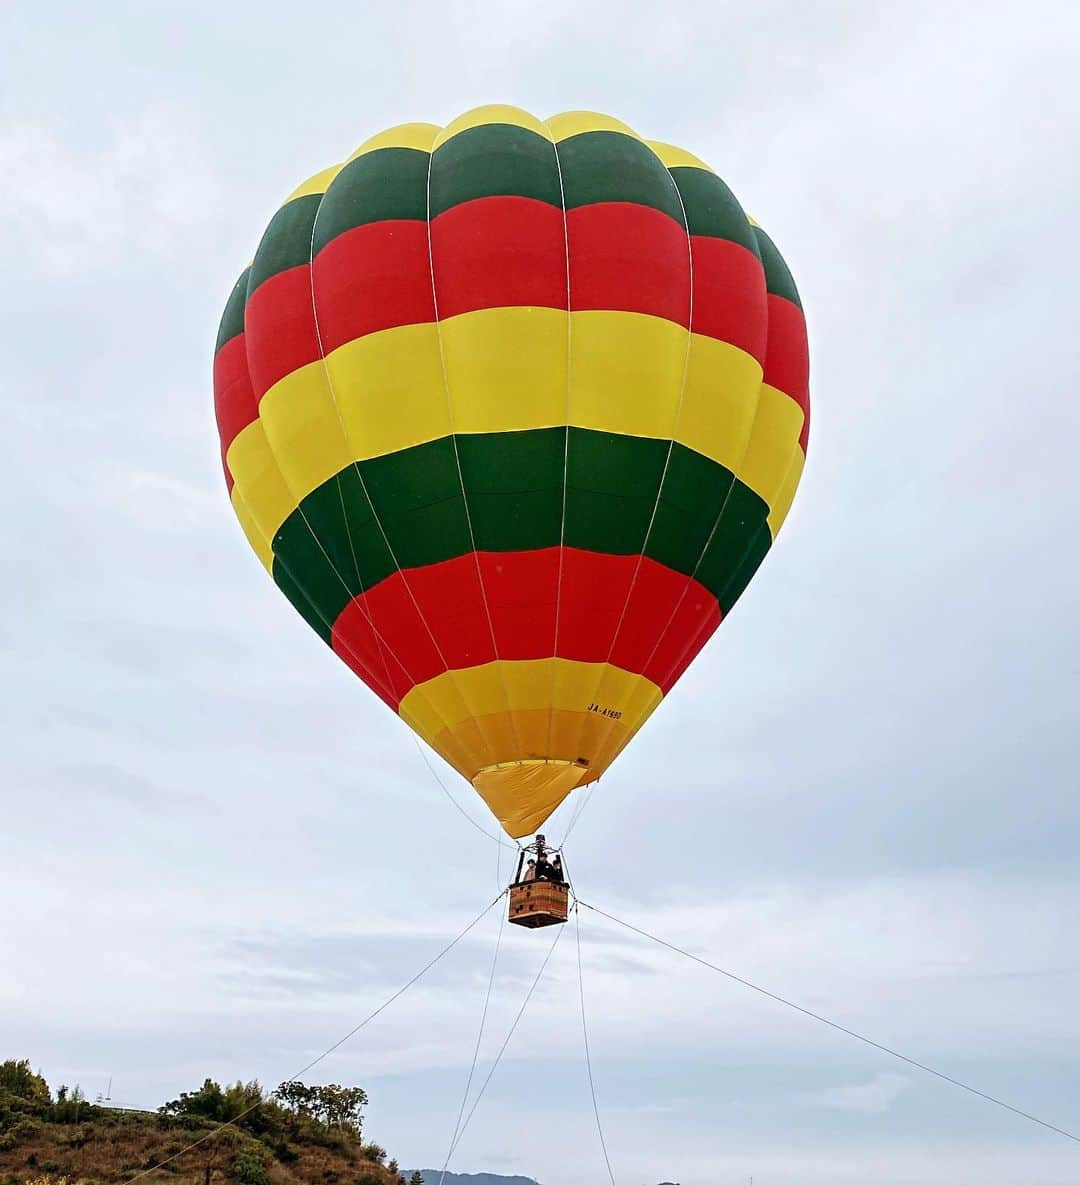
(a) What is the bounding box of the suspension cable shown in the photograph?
[447,920,566,1160]
[557,781,596,848]
[122,890,507,1184]
[576,905,617,1185]
[438,904,507,1185]
[413,735,517,851]
[577,899,1080,1146]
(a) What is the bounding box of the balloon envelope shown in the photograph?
[213,106,809,838]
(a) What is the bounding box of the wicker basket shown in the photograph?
[508,880,569,928]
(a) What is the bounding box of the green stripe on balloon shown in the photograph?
[754,225,803,309]
[268,428,772,645]
[312,147,430,254]
[429,124,562,218]
[668,166,760,254]
[215,267,250,352]
[247,194,322,294]
[557,131,684,223]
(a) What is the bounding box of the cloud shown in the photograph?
[815,1072,910,1114]
[0,106,222,277]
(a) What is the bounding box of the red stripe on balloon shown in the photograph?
[689,235,768,362]
[312,220,435,354]
[329,547,722,709]
[763,294,810,451]
[567,202,690,327]
[212,333,259,469]
[244,266,322,398]
[431,196,568,319]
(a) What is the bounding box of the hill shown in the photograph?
[0,1059,404,1185]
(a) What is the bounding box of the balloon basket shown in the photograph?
[508,881,570,928]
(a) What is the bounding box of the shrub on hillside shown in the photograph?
[230,1142,271,1185]
[0,1115,42,1149]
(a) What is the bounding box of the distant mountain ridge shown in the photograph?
[409,1174,541,1185]
[409,1174,678,1185]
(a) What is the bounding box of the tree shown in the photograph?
[272,1080,367,1135]
[160,1079,227,1122]
[273,1081,316,1117]
[160,1079,272,1133]
[409,1172,425,1185]
[0,1060,51,1110]
[317,1084,367,1132]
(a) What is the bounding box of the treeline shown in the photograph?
[0,1058,415,1185]
[158,1079,369,1140]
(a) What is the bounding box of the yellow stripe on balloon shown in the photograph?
[257,360,353,500]
[410,677,660,814]
[647,140,713,171]
[434,104,555,150]
[399,658,662,740]
[324,321,452,457]
[739,382,806,511]
[546,110,644,143]
[229,483,274,573]
[226,420,300,546]
[347,122,439,161]
[568,310,686,439]
[229,308,798,542]
[768,444,806,537]
[442,306,567,433]
[284,165,342,203]
[680,334,764,474]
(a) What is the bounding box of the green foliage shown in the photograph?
[230,1142,271,1185]
[0,1061,50,1108]
[0,1060,52,1132]
[0,1115,41,1149]
[360,1143,386,1164]
[159,1078,281,1137]
[51,1085,91,1125]
[160,1079,262,1124]
[409,1172,425,1185]
[273,1082,367,1135]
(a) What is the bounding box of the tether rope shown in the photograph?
[437,903,507,1185]
[121,890,507,1185]
[446,919,566,1161]
[577,899,1080,1146]
[576,905,617,1185]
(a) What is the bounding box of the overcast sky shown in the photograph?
[3,2,1080,1183]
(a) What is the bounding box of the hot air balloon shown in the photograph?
[212,106,810,909]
